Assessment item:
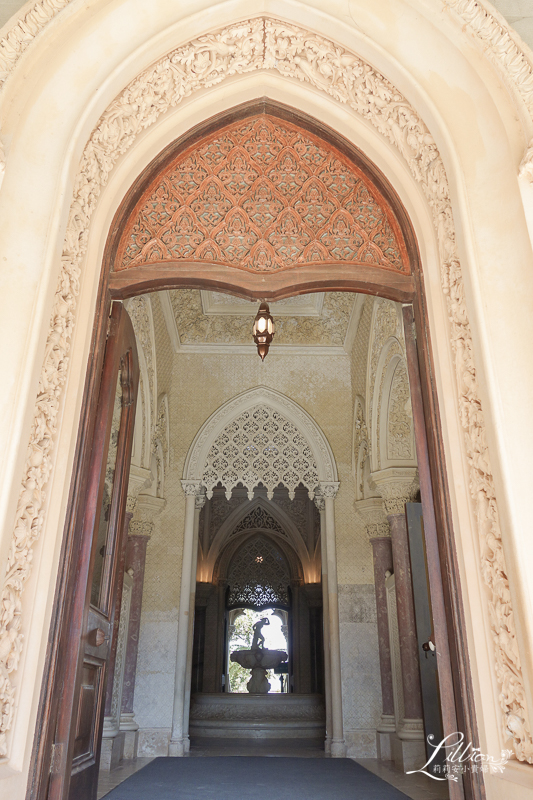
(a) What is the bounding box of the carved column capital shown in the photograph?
[370,468,419,516]
[317,481,340,500]
[126,465,153,514]
[354,498,390,539]
[181,479,204,497]
[128,493,166,538]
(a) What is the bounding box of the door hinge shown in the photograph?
[50,742,64,774]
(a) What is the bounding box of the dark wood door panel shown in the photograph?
[72,660,105,769]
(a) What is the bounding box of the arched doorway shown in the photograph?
[30,101,474,800]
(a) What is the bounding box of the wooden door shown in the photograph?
[48,302,139,800]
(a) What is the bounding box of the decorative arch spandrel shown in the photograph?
[115,114,410,277]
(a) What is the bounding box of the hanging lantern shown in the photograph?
[252,301,275,361]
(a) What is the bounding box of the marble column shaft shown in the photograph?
[120,531,149,719]
[170,483,200,755]
[317,498,333,754]
[388,512,423,721]
[369,536,395,719]
[182,495,204,751]
[323,489,346,758]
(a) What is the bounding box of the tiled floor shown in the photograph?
[97,748,450,800]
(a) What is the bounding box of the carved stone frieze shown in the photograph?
[2,15,531,761]
[181,479,204,497]
[317,481,340,500]
[231,505,286,537]
[126,295,156,466]
[126,465,153,514]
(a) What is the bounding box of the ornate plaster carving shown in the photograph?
[387,360,413,462]
[443,0,533,178]
[117,113,408,273]
[127,493,165,537]
[202,403,320,500]
[371,468,419,516]
[227,534,290,608]
[126,295,157,467]
[125,465,153,513]
[0,0,70,86]
[2,16,530,761]
[317,481,340,500]
[185,386,337,490]
[169,288,355,347]
[355,497,391,539]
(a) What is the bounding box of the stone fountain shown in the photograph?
[230,617,288,693]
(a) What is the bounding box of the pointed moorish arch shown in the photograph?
[184,385,338,494]
[205,495,314,584]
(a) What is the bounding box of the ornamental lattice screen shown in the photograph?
[203,405,319,500]
[227,535,290,609]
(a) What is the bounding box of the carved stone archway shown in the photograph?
[23,40,508,793]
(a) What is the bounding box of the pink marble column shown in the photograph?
[369,536,395,720]
[120,532,149,719]
[387,511,423,721]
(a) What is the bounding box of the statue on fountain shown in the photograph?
[230,616,288,694]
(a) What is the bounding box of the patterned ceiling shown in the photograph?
[117,115,409,274]
[162,289,361,352]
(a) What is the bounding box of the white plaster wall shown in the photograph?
[0,1,532,796]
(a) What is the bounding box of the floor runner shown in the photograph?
[101,756,410,800]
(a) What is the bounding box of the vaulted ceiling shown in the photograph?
[158,289,363,355]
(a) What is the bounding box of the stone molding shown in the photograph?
[0,15,529,762]
[354,497,390,539]
[371,468,419,516]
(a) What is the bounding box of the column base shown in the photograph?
[376,731,392,761]
[122,729,139,760]
[168,738,187,757]
[100,731,125,771]
[376,713,395,761]
[324,736,331,755]
[391,734,426,773]
[120,712,140,732]
[330,738,347,758]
